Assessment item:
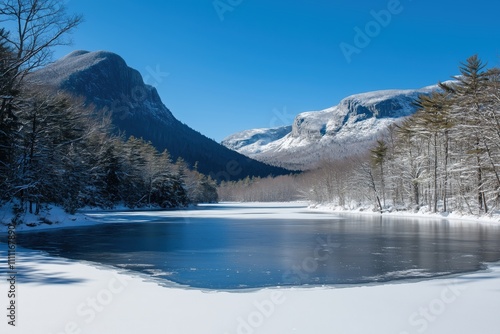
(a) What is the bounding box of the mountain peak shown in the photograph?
[28,51,290,179]
[58,50,126,66]
[222,86,440,170]
[29,50,128,87]
[63,50,91,58]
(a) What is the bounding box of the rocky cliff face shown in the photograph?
[222,126,292,154]
[30,50,174,122]
[28,50,290,179]
[223,87,438,171]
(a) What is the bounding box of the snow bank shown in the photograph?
[1,241,500,333]
[0,203,102,233]
[310,203,500,225]
[0,203,198,233]
[0,202,499,333]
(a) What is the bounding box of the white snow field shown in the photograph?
[1,203,500,334]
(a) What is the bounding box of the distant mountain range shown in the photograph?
[222,86,439,170]
[28,50,290,180]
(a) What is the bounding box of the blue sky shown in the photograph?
[55,0,500,142]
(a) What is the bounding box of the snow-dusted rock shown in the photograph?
[222,126,292,154]
[223,86,439,170]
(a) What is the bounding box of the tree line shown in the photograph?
[0,1,217,218]
[219,56,500,217]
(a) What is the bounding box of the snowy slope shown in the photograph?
[223,86,439,170]
[222,126,292,154]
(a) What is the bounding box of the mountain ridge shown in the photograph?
[28,50,291,180]
[222,85,440,170]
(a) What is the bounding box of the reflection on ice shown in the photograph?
[11,203,500,289]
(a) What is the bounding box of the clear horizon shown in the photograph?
[54,0,500,142]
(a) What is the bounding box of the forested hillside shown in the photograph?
[0,4,217,218]
[28,50,291,180]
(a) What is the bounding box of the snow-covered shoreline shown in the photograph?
[1,202,500,333]
[1,201,499,235]
[309,203,500,225]
[0,204,106,233]
[1,241,500,333]
[0,203,201,234]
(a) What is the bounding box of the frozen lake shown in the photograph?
[12,203,500,289]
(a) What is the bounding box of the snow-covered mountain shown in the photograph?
[28,50,290,179]
[223,126,292,154]
[222,87,438,170]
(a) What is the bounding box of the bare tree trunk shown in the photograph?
[369,169,383,213]
[380,163,385,208]
[477,154,486,214]
[433,133,438,213]
[443,130,449,212]
[482,139,500,202]
[413,181,419,206]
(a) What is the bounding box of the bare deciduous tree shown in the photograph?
[0,0,82,86]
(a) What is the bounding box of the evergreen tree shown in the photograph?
[412,92,453,212]
[441,55,491,213]
[0,32,19,202]
[371,139,388,208]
